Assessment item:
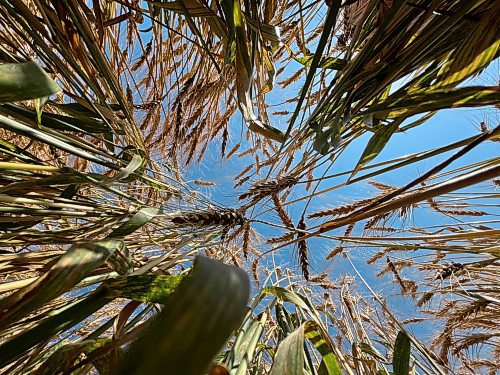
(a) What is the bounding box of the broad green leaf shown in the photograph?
[49,101,124,134]
[0,173,87,194]
[358,342,386,361]
[226,313,267,375]
[108,207,159,238]
[304,322,342,375]
[350,120,401,178]
[0,274,184,367]
[437,2,500,87]
[108,274,185,302]
[311,121,341,155]
[118,256,250,375]
[0,239,124,330]
[270,322,305,375]
[368,86,500,120]
[0,62,61,103]
[275,303,294,338]
[262,286,315,312]
[262,287,343,373]
[393,331,411,375]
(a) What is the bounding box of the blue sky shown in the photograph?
[128,2,500,365]
[182,58,499,343]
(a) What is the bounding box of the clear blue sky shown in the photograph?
[183,58,499,342]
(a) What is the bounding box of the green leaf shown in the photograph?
[263,289,342,374]
[0,274,184,367]
[33,95,49,126]
[147,0,215,17]
[270,322,305,375]
[108,207,159,237]
[295,55,347,70]
[262,286,315,312]
[0,62,61,103]
[220,0,284,142]
[109,274,185,302]
[118,256,250,375]
[0,239,124,330]
[304,322,342,375]
[393,330,411,375]
[0,114,112,168]
[436,3,500,87]
[368,86,500,120]
[358,342,386,362]
[311,121,341,155]
[0,103,111,133]
[226,313,267,375]
[350,120,401,178]
[34,338,111,375]
[0,172,87,195]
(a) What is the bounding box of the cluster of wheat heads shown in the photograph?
[1,0,499,374]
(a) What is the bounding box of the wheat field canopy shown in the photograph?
[0,0,499,374]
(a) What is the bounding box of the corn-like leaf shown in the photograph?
[350,120,401,178]
[263,286,316,313]
[0,114,112,167]
[118,256,250,375]
[270,317,342,375]
[0,62,61,103]
[358,342,386,362]
[437,2,500,87]
[0,103,111,133]
[0,239,124,330]
[262,290,351,374]
[369,86,500,120]
[304,322,342,375]
[393,330,411,375]
[108,207,159,238]
[270,322,305,375]
[0,274,185,367]
[225,313,267,374]
[108,274,185,302]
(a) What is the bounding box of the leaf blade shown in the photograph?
[0,62,61,103]
[119,256,250,375]
[393,330,411,375]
